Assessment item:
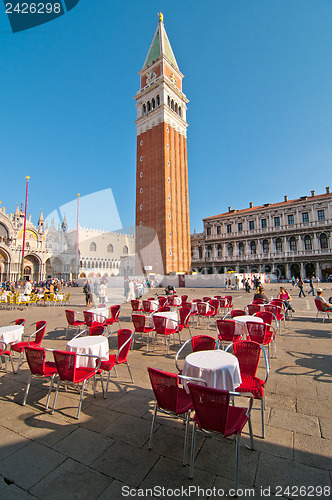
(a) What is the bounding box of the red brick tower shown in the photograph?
[135,13,191,275]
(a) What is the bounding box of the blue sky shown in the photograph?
[1,0,331,234]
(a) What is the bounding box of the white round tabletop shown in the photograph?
[182,349,241,392]
[0,324,24,344]
[67,335,109,368]
[233,315,263,336]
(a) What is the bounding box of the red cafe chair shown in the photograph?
[196,302,216,328]
[152,316,180,354]
[22,346,58,408]
[187,382,254,488]
[11,320,47,373]
[157,296,168,308]
[99,329,134,398]
[224,295,234,311]
[131,314,155,351]
[65,310,86,339]
[158,306,171,312]
[147,367,205,465]
[177,307,192,341]
[216,319,243,350]
[264,304,285,334]
[52,350,103,419]
[246,321,276,367]
[0,341,14,372]
[181,295,188,305]
[83,311,106,330]
[104,305,121,332]
[142,300,155,315]
[131,299,143,313]
[226,340,269,438]
[247,304,262,316]
[224,309,246,320]
[314,299,331,322]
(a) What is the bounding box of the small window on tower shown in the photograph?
[140,172,143,178]
[168,214,171,219]
[167,96,170,107]
[168,196,171,201]
[140,188,143,193]
[167,161,170,166]
[143,104,146,115]
[140,140,143,146]
[167,127,169,133]
[169,232,172,237]
[157,95,160,106]
[167,178,170,183]
[169,251,172,256]
[167,144,170,149]
[139,205,143,210]
[175,103,178,113]
[179,107,182,117]
[139,221,143,226]
[152,98,155,109]
[140,156,143,161]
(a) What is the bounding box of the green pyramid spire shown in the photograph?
[143,14,179,70]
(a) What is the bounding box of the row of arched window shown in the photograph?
[82,260,120,269]
[194,233,329,258]
[142,95,160,115]
[167,96,182,117]
[89,242,129,254]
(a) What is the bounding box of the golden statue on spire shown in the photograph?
[158,12,163,23]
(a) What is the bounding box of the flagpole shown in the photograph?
[20,175,30,281]
[76,193,80,278]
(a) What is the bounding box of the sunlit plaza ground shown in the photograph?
[0,283,331,499]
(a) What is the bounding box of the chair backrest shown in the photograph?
[188,383,230,434]
[254,311,274,325]
[132,314,147,332]
[216,319,236,341]
[167,296,176,306]
[65,310,75,326]
[230,309,246,318]
[218,298,228,308]
[25,346,46,375]
[90,325,105,336]
[35,321,47,344]
[153,316,167,334]
[191,335,217,352]
[181,295,188,304]
[53,350,76,382]
[117,329,133,363]
[83,311,94,327]
[314,299,324,312]
[270,299,284,308]
[247,304,261,316]
[246,321,270,344]
[230,340,261,378]
[110,305,121,321]
[179,307,191,328]
[197,302,209,316]
[148,367,179,412]
[182,301,193,310]
[158,306,171,312]
[158,297,167,307]
[15,318,25,326]
[142,300,153,313]
[225,295,233,307]
[131,300,141,311]
[209,299,220,314]
[264,304,283,319]
[192,299,202,303]
[202,297,211,303]
[252,298,265,305]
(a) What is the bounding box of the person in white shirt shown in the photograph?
[24,280,32,296]
[315,289,332,312]
[98,281,108,304]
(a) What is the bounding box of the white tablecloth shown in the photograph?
[182,350,242,391]
[151,311,178,329]
[67,335,109,368]
[234,315,263,336]
[18,295,30,302]
[0,325,24,344]
[87,307,108,323]
[182,350,241,392]
[172,296,182,306]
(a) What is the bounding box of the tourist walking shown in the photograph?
[298,277,306,297]
[308,277,315,296]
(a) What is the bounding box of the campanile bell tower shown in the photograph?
[135,13,191,275]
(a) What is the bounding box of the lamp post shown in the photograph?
[20,176,30,282]
[76,193,80,279]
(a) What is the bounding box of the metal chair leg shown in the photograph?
[77,380,86,419]
[51,379,61,414]
[149,403,158,449]
[126,363,134,383]
[45,376,55,410]
[22,374,31,406]
[189,422,197,478]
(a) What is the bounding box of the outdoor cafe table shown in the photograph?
[66,336,108,368]
[233,315,263,336]
[87,307,109,323]
[0,324,24,344]
[182,349,241,392]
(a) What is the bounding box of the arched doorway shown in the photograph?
[305,263,315,279]
[45,257,64,280]
[0,248,10,281]
[290,263,300,278]
[23,255,40,281]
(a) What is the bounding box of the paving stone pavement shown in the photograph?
[0,284,331,499]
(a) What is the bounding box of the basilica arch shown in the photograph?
[22,254,41,281]
[45,256,64,280]
[0,247,10,281]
